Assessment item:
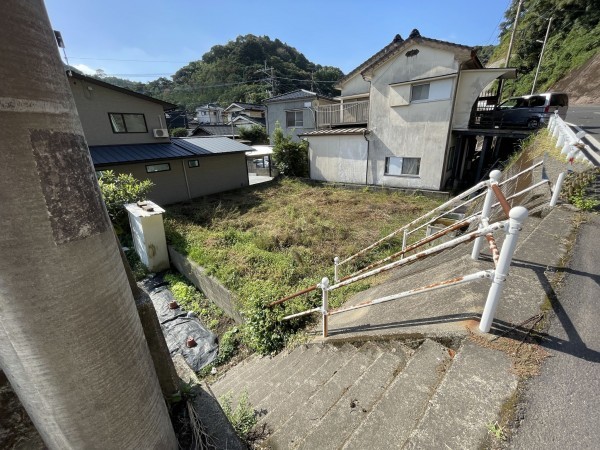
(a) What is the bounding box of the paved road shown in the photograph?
[566,104,600,136]
[510,213,600,450]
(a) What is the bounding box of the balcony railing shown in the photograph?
[316,100,369,128]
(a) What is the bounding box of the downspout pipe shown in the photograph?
[363,129,370,186]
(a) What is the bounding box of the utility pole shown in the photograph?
[257,60,276,97]
[498,0,524,99]
[0,1,177,448]
[531,16,553,94]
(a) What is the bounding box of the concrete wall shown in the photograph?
[266,98,317,142]
[168,247,244,324]
[98,153,248,205]
[69,77,170,146]
[452,69,513,129]
[367,44,460,190]
[308,134,368,184]
[340,73,370,97]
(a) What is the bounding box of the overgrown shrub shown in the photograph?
[97,170,153,235]
[239,124,268,144]
[220,390,257,441]
[272,121,309,177]
[170,127,188,137]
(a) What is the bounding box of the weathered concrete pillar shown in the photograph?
[0,1,177,448]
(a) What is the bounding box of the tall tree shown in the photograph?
[0,1,177,448]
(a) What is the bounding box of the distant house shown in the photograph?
[195,103,224,124]
[189,124,241,139]
[231,114,266,129]
[68,72,250,205]
[224,102,266,124]
[303,30,517,191]
[165,110,188,129]
[264,89,337,142]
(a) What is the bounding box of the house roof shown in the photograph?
[190,125,241,137]
[90,137,251,166]
[337,29,482,87]
[68,71,177,110]
[231,115,266,126]
[299,127,368,137]
[263,89,334,104]
[224,102,266,112]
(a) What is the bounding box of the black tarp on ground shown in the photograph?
[141,275,218,371]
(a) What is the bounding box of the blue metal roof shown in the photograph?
[89,137,253,166]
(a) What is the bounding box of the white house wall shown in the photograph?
[368,44,459,190]
[452,69,515,129]
[309,135,368,184]
[340,73,371,97]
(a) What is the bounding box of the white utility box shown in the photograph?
[125,200,169,272]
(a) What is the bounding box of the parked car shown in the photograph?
[492,92,569,129]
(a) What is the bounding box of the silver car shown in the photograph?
[492,92,569,129]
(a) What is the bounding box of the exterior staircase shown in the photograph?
[210,338,517,449]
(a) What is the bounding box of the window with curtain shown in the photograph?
[411,83,430,102]
[385,156,421,176]
[108,113,148,133]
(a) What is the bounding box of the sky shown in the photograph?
[45,0,511,82]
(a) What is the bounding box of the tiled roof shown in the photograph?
[190,125,240,136]
[232,115,266,126]
[299,128,368,136]
[225,102,266,111]
[264,89,334,103]
[338,30,480,87]
[90,137,251,166]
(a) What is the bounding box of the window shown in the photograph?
[411,83,430,102]
[146,163,170,173]
[385,157,421,176]
[109,113,147,133]
[188,160,199,168]
[286,110,304,128]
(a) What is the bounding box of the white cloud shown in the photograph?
[72,63,97,75]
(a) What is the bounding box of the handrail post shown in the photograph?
[550,171,566,207]
[480,206,528,333]
[401,229,407,259]
[472,170,501,261]
[320,277,330,338]
[333,257,340,284]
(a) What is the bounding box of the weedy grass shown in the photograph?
[165,178,441,353]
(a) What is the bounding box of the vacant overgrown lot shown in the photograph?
[165,178,442,352]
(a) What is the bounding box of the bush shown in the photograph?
[238,124,268,144]
[220,390,257,441]
[97,170,153,235]
[272,121,309,177]
[170,127,188,137]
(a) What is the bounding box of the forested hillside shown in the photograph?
[81,35,343,111]
[492,0,599,98]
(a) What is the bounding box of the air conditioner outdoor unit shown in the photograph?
[153,128,169,138]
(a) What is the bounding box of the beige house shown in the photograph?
[303,30,516,191]
[69,72,250,205]
[223,102,266,125]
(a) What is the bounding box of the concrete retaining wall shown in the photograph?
[168,246,244,324]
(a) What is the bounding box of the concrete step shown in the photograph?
[297,344,408,450]
[210,353,262,396]
[342,339,451,449]
[265,341,384,449]
[246,344,322,407]
[212,347,296,400]
[404,340,517,449]
[256,343,357,433]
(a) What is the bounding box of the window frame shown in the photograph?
[285,110,304,128]
[188,160,199,168]
[410,83,431,103]
[384,156,421,177]
[108,112,148,134]
[145,163,171,173]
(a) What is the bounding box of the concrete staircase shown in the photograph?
[210,338,516,449]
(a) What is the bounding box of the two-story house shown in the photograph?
[223,102,266,127]
[264,90,338,142]
[69,71,250,205]
[195,103,224,125]
[303,30,516,191]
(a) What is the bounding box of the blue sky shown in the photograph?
[45,0,510,82]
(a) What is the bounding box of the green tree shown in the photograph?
[272,121,309,177]
[238,124,269,144]
[170,127,188,137]
[97,170,154,234]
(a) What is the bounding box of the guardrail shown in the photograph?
[269,125,584,336]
